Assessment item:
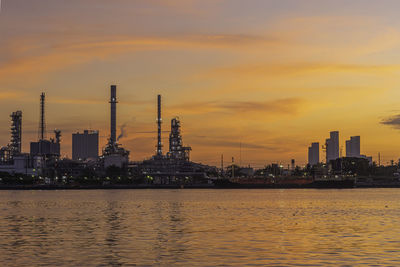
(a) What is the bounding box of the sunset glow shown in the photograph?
[1,0,400,167]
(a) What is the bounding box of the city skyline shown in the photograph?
[0,90,384,167]
[1,0,400,166]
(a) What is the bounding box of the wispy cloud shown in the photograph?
[380,114,400,130]
[50,97,151,106]
[213,63,400,77]
[0,33,283,84]
[0,91,25,100]
[168,98,306,116]
[190,137,278,150]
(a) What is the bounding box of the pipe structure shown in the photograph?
[54,129,61,144]
[156,94,163,156]
[10,111,22,155]
[110,85,117,145]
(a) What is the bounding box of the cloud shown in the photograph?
[0,33,281,82]
[168,97,306,116]
[380,114,400,129]
[190,137,278,151]
[213,62,400,77]
[221,98,306,114]
[0,91,25,101]
[49,97,151,106]
[58,34,276,50]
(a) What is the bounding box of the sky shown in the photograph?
[1,0,400,167]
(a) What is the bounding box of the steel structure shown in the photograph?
[168,117,191,160]
[10,111,22,155]
[30,93,61,157]
[39,93,46,140]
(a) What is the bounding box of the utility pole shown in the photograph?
[239,141,242,167]
[221,154,224,177]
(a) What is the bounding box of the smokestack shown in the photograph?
[110,85,117,145]
[156,94,163,156]
[39,92,46,141]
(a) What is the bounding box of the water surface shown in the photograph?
[0,189,399,266]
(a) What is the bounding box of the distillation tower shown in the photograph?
[168,117,191,161]
[10,111,22,156]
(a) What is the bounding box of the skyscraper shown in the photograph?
[72,130,99,161]
[325,131,339,163]
[308,142,319,166]
[346,136,360,158]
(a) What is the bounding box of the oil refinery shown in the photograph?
[0,85,217,185]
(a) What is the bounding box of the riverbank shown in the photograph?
[1,182,400,190]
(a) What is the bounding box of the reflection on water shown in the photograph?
[1,189,400,266]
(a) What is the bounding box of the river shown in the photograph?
[0,189,399,266]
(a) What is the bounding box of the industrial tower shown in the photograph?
[168,117,191,161]
[110,85,117,146]
[102,85,129,168]
[10,111,22,155]
[39,93,46,140]
[30,92,61,157]
[156,94,163,157]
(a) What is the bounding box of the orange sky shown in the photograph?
[1,0,400,167]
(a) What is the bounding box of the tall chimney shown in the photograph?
[39,92,46,141]
[156,94,163,156]
[110,85,117,145]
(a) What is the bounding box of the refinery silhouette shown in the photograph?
[0,85,399,189]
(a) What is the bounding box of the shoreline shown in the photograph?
[1,183,400,190]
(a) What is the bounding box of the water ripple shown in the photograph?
[0,189,400,266]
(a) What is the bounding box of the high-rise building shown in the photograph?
[308,142,319,166]
[346,136,360,158]
[72,130,99,161]
[345,140,351,157]
[325,131,339,163]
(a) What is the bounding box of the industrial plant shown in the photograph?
[0,85,216,185]
[0,92,62,176]
[135,94,213,185]
[1,85,400,189]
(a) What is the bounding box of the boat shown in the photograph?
[213,176,355,189]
